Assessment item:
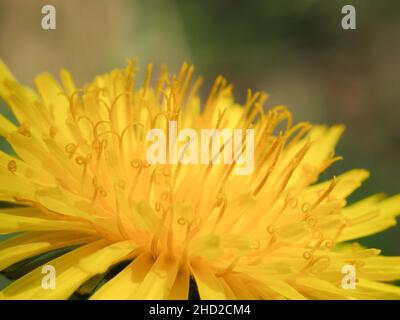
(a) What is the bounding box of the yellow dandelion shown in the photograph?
[0,60,400,300]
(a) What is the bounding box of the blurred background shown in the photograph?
[0,0,399,287]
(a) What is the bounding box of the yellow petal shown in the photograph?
[1,240,106,299]
[358,256,400,281]
[308,169,370,200]
[132,252,180,299]
[294,277,349,299]
[264,280,307,300]
[0,209,94,235]
[223,273,257,299]
[167,267,190,300]
[340,194,400,241]
[60,69,76,96]
[34,73,70,129]
[190,259,227,299]
[355,278,400,300]
[0,231,94,270]
[0,60,38,122]
[90,252,154,300]
[2,240,137,300]
[0,113,17,137]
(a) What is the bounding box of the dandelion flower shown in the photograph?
[0,60,400,300]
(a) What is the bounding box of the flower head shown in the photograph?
[0,60,399,299]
